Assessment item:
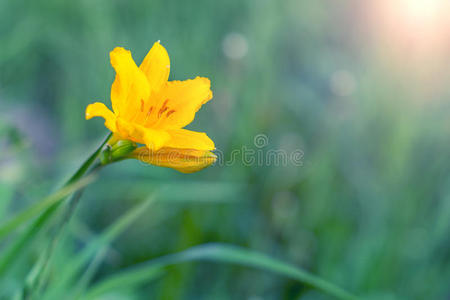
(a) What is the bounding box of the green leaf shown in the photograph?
[15,133,112,299]
[65,133,112,185]
[0,204,56,276]
[0,175,96,241]
[0,176,96,277]
[82,243,359,300]
[42,193,157,300]
[82,267,164,300]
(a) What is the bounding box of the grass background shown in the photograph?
[1,0,450,299]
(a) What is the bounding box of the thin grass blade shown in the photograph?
[43,194,157,300]
[0,175,95,241]
[81,243,359,300]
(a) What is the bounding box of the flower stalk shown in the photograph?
[22,42,218,298]
[21,133,112,299]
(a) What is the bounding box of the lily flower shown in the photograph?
[85,42,216,173]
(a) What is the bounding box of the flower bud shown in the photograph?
[110,140,137,161]
[129,147,217,173]
[100,145,112,165]
[100,139,137,165]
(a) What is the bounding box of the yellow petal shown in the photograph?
[116,118,170,151]
[139,41,170,94]
[153,77,213,130]
[85,102,117,132]
[165,129,215,150]
[110,47,150,119]
[142,128,171,151]
[130,147,217,173]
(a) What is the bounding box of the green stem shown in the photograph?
[20,133,112,300]
[66,133,113,185]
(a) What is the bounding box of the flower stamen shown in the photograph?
[166,109,176,117]
[158,99,170,118]
[147,106,154,116]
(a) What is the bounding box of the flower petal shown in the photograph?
[142,129,171,151]
[165,129,215,150]
[130,147,217,173]
[139,41,170,94]
[110,47,150,119]
[85,102,117,132]
[116,118,170,151]
[153,77,213,130]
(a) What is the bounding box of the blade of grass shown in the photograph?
[65,133,112,186]
[42,193,157,300]
[81,267,164,300]
[16,133,112,299]
[0,175,95,242]
[82,243,359,300]
[0,132,110,244]
[0,175,96,276]
[70,247,109,298]
[0,203,55,276]
[23,175,99,299]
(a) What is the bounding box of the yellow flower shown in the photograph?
[85,42,216,173]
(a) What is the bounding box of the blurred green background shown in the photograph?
[1,0,450,299]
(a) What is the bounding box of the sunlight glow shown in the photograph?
[367,0,450,100]
[401,0,442,23]
[373,0,449,44]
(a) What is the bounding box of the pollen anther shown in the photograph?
[147,106,154,116]
[166,109,176,117]
[158,99,170,118]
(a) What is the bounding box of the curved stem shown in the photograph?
[66,133,112,185]
[20,133,112,300]
[33,164,104,297]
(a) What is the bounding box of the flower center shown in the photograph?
[140,98,176,128]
